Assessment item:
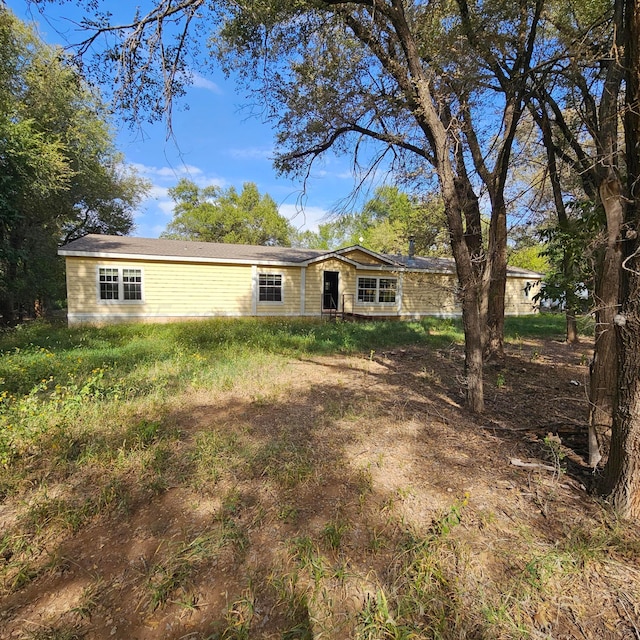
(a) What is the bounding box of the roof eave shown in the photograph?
[57,249,309,268]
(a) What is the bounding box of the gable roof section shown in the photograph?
[304,245,400,268]
[336,246,399,266]
[59,234,543,278]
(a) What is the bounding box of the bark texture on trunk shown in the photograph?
[485,202,508,362]
[588,179,625,465]
[602,0,640,519]
[566,311,579,343]
[603,284,640,519]
[462,289,485,414]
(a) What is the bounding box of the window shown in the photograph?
[357,277,397,304]
[99,268,119,300]
[123,269,142,300]
[378,278,397,303]
[259,273,282,302]
[98,267,143,302]
[357,277,377,303]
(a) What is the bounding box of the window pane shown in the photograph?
[259,274,282,302]
[357,277,377,303]
[123,269,142,300]
[378,278,397,303]
[99,268,119,300]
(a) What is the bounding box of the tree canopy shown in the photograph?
[0,8,148,323]
[162,180,293,246]
[297,186,449,256]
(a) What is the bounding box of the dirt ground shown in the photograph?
[1,336,639,639]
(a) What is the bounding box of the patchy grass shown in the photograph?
[0,316,637,639]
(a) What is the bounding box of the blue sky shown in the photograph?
[7,1,367,239]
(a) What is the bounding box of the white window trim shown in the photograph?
[257,272,285,305]
[356,275,398,306]
[96,266,144,304]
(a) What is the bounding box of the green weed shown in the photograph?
[321,520,348,552]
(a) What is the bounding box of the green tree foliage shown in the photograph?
[162,179,293,246]
[535,205,602,312]
[0,8,148,323]
[508,245,548,273]
[296,186,449,256]
[507,225,549,273]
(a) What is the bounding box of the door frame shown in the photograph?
[322,270,339,310]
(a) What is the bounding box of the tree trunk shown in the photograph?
[602,0,640,519]
[566,310,579,343]
[407,82,486,412]
[0,295,15,326]
[0,257,17,326]
[485,200,508,362]
[602,272,640,519]
[461,283,485,413]
[588,179,625,466]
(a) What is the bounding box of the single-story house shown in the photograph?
[58,234,542,325]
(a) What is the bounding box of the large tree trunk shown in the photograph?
[602,0,640,518]
[587,0,627,467]
[461,281,485,413]
[588,179,625,466]
[408,76,487,412]
[602,266,640,519]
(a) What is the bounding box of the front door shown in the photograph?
[323,271,339,310]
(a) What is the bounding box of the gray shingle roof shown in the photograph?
[59,234,327,263]
[59,234,542,277]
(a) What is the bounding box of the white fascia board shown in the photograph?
[57,249,307,268]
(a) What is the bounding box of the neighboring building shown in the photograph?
[58,235,542,326]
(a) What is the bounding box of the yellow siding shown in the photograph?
[65,255,539,324]
[401,272,460,317]
[341,249,387,265]
[351,269,399,316]
[255,267,302,316]
[66,257,255,323]
[304,259,356,315]
[505,277,539,315]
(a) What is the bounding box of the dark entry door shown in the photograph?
[323,271,339,310]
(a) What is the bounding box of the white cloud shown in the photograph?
[133,162,226,194]
[148,185,169,199]
[279,204,329,232]
[190,71,222,94]
[157,200,175,216]
[229,147,274,161]
[132,162,204,180]
[196,176,226,189]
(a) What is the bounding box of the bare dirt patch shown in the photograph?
[1,337,639,639]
